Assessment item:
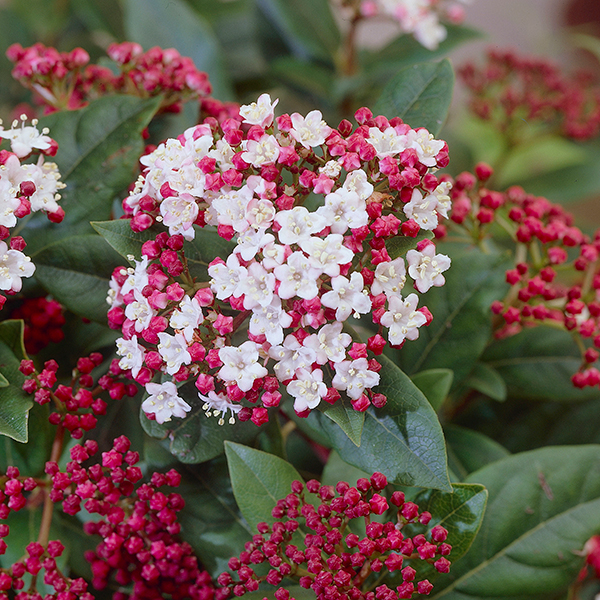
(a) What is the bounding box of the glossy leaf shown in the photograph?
[37,96,161,233]
[445,425,510,481]
[386,229,433,259]
[225,442,302,530]
[319,396,365,447]
[31,234,124,323]
[307,355,451,491]
[466,362,507,401]
[373,60,454,136]
[411,368,454,412]
[177,457,253,576]
[257,0,340,62]
[398,247,511,389]
[141,382,258,464]
[91,219,156,261]
[483,325,599,402]
[270,56,334,101]
[321,450,370,488]
[431,445,600,599]
[123,0,232,99]
[0,321,32,443]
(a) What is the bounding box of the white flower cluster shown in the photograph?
[0,117,64,296]
[360,0,471,50]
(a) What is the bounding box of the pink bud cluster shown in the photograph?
[0,466,94,599]
[6,42,212,115]
[459,48,600,140]
[357,0,469,50]
[19,354,137,438]
[9,295,65,354]
[216,472,450,600]
[107,95,453,425]
[0,119,64,308]
[445,163,600,390]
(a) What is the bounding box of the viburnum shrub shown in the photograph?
[0,2,600,600]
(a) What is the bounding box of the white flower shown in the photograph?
[406,128,444,167]
[343,169,374,200]
[380,294,428,344]
[321,273,372,321]
[18,160,65,214]
[332,358,380,400]
[116,336,145,378]
[142,381,191,424]
[238,262,276,309]
[0,121,53,158]
[275,206,327,245]
[274,251,322,300]
[403,188,438,230]
[0,241,35,292]
[239,93,279,128]
[241,135,280,167]
[269,334,318,381]
[289,110,331,148]
[209,254,247,300]
[406,245,451,293]
[249,297,293,346]
[317,188,368,234]
[366,126,407,157]
[303,322,351,365]
[121,257,149,298]
[124,291,156,333]
[211,186,254,233]
[432,181,452,219]
[371,257,407,297]
[157,332,192,375]
[320,160,342,179]
[287,368,327,412]
[160,193,199,240]
[208,139,235,171]
[245,199,275,231]
[300,234,354,277]
[413,12,447,50]
[235,229,274,262]
[218,341,268,392]
[170,295,204,342]
[199,390,241,425]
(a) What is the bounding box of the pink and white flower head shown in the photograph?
[141,381,191,424]
[239,93,279,128]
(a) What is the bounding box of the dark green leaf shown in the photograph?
[319,396,364,447]
[398,247,511,389]
[31,234,124,323]
[225,441,302,529]
[257,0,340,62]
[91,219,156,261]
[387,229,433,259]
[483,326,598,402]
[71,0,125,40]
[431,445,600,599]
[373,60,455,136]
[37,95,161,234]
[270,56,334,100]
[123,0,232,99]
[412,483,487,581]
[465,362,507,401]
[243,587,316,600]
[321,450,370,488]
[0,321,32,443]
[178,457,253,575]
[306,355,451,491]
[141,381,258,464]
[362,25,482,76]
[445,425,510,481]
[411,368,453,412]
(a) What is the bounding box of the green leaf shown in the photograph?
[256,0,340,62]
[307,355,451,491]
[37,95,161,234]
[362,24,482,76]
[373,60,455,136]
[243,587,316,600]
[386,229,433,259]
[123,0,232,99]
[319,396,364,447]
[91,219,156,261]
[411,368,453,412]
[412,483,487,580]
[224,442,302,530]
[0,321,33,443]
[178,456,253,576]
[141,382,258,464]
[431,445,600,599]
[483,326,599,402]
[398,247,511,389]
[321,450,370,488]
[465,362,507,401]
[445,425,510,481]
[270,56,334,100]
[31,234,124,323]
